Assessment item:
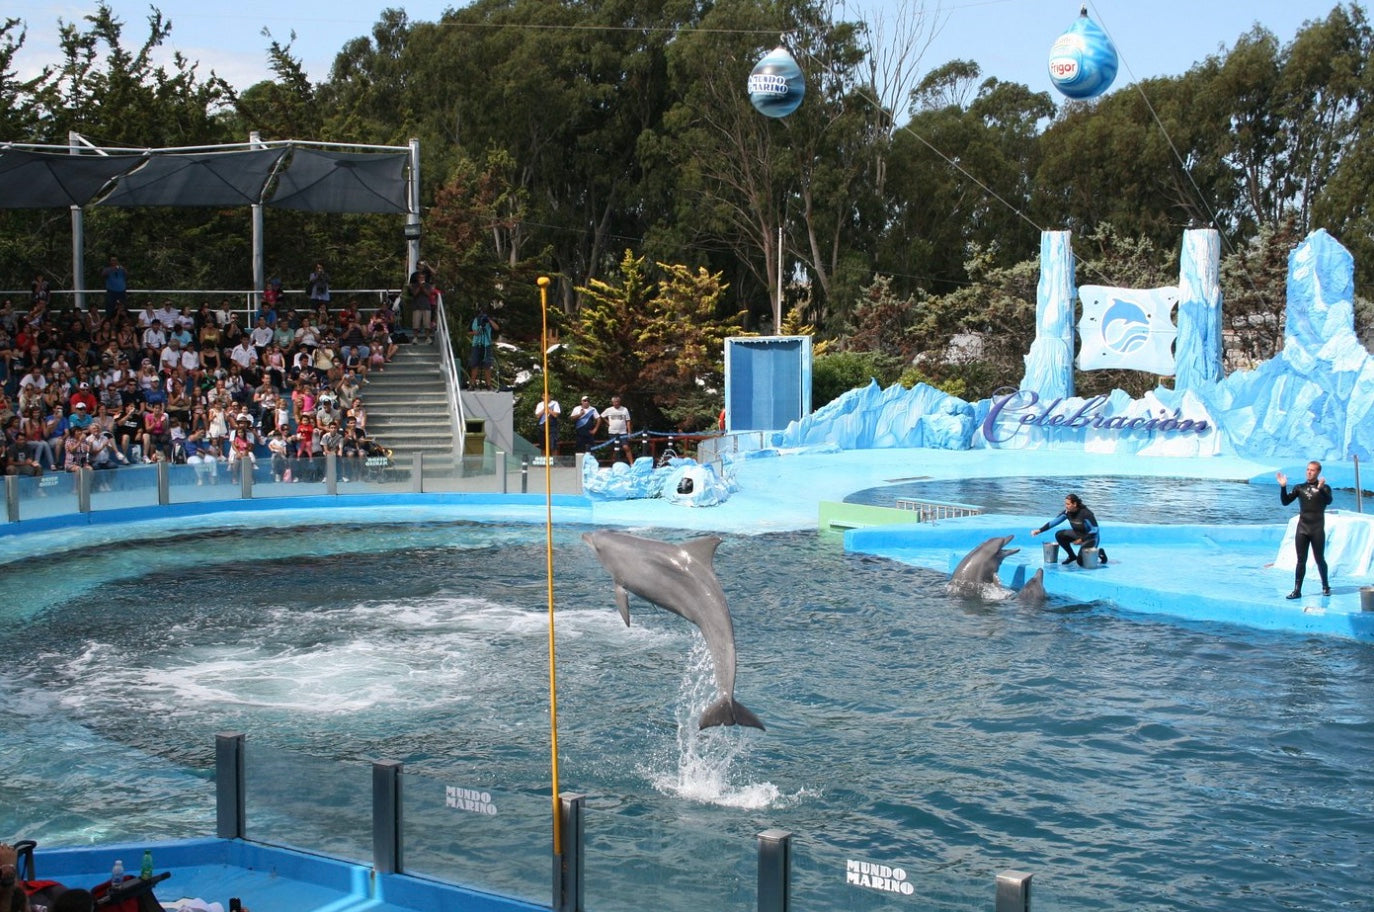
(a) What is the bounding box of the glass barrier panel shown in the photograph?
[790,837,988,912]
[581,800,753,912]
[413,452,465,493]
[166,461,238,504]
[398,768,550,906]
[15,470,78,520]
[243,746,370,863]
[89,463,163,511]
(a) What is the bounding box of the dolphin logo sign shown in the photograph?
[582,530,765,730]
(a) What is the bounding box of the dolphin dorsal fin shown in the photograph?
[682,535,723,566]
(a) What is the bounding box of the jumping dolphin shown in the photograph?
[582,530,765,730]
[1017,567,1047,606]
[948,534,1020,595]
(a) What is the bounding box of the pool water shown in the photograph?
[2,521,1372,912]
[846,474,1366,524]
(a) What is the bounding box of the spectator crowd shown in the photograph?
[1,288,400,484]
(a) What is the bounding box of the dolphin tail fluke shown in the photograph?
[698,696,766,731]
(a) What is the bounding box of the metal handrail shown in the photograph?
[894,497,984,522]
[433,292,466,467]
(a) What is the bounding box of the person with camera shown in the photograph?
[407,261,437,342]
[468,308,500,389]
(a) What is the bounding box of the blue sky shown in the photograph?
[8,0,1349,97]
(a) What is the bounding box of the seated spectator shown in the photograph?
[267,427,289,481]
[45,404,70,467]
[142,401,172,461]
[186,438,222,485]
[115,401,144,460]
[336,372,364,404]
[20,406,56,470]
[142,319,167,359]
[64,426,91,470]
[6,431,42,475]
[346,397,367,433]
[228,419,258,473]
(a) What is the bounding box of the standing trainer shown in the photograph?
[1278,461,1333,599]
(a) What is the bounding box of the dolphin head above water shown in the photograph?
[948,534,1020,594]
[1017,567,1047,606]
[582,530,765,730]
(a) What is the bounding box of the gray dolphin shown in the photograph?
[582,530,764,730]
[1017,567,1047,606]
[948,534,1019,595]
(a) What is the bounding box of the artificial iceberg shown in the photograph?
[771,229,1372,463]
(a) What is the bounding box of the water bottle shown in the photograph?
[140,850,153,880]
[110,858,124,884]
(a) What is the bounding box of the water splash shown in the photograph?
[640,641,782,809]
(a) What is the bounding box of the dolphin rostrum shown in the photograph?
[948,534,1020,595]
[582,530,764,730]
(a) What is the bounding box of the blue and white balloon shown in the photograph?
[1048,9,1118,100]
[748,45,805,118]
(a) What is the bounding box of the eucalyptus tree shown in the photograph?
[881,62,1053,297]
[354,0,692,315]
[650,0,881,332]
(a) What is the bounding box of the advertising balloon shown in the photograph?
[748,45,805,118]
[1048,8,1118,100]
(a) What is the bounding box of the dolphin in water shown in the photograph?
[1017,567,1047,606]
[582,530,764,730]
[948,534,1020,596]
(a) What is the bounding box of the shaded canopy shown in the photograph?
[267,149,410,213]
[98,148,288,207]
[0,149,146,207]
[0,145,410,212]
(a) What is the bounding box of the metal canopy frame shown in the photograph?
[0,132,422,308]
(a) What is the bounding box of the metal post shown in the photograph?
[554,793,584,912]
[497,450,507,493]
[70,131,87,312]
[995,870,1033,912]
[521,456,529,493]
[215,732,246,840]
[77,467,92,513]
[250,131,265,301]
[325,453,338,495]
[157,460,170,505]
[1355,455,1362,513]
[6,475,19,522]
[239,456,253,499]
[372,760,403,875]
[406,138,422,277]
[411,453,424,493]
[757,829,791,912]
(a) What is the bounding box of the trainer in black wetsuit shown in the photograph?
[1031,493,1104,565]
[1278,460,1333,599]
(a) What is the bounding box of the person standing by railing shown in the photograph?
[601,395,633,463]
[100,254,128,317]
[307,262,331,308]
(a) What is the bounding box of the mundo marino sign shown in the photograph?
[981,391,1212,445]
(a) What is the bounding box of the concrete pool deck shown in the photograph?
[586,447,1372,641]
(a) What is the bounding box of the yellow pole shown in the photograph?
[537,275,563,858]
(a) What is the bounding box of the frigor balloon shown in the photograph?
[1048,8,1118,100]
[748,45,805,118]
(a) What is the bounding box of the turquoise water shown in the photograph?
[2,520,1372,911]
[847,474,1366,524]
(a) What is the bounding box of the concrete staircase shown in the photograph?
[361,339,459,472]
